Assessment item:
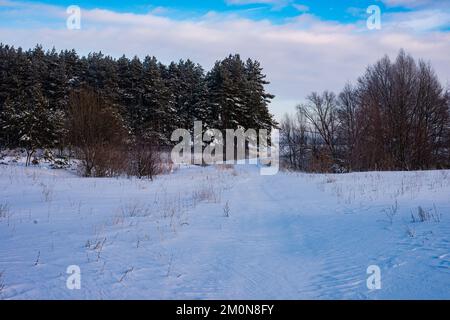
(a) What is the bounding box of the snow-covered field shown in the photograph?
[0,160,449,299]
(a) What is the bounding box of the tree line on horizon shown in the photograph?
[1,44,449,174]
[280,50,450,172]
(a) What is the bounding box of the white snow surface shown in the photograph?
[0,161,449,299]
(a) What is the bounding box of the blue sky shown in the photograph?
[1,0,449,119]
[1,0,418,24]
[25,0,366,18]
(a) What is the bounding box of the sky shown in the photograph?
[1,0,450,120]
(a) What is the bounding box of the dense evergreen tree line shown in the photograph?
[0,44,277,158]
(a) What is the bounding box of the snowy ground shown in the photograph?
[0,160,449,299]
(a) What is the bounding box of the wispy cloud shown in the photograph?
[381,0,445,9]
[225,0,290,5]
[225,0,293,10]
[383,9,450,32]
[292,4,309,12]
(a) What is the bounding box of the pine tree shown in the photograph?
[117,55,145,134]
[0,45,28,113]
[0,88,64,165]
[206,54,276,131]
[206,54,246,130]
[244,59,277,131]
[85,52,119,105]
[61,49,83,89]
[166,60,209,132]
[141,56,175,144]
[43,47,67,111]
[26,45,47,89]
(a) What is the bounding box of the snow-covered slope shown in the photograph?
[0,162,449,299]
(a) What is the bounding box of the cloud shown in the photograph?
[149,6,170,16]
[0,1,449,120]
[224,0,309,12]
[225,0,289,5]
[292,4,309,13]
[381,0,443,8]
[383,9,450,32]
[225,0,293,10]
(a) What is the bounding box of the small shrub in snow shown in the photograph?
[40,183,53,202]
[411,205,442,223]
[216,164,234,171]
[192,186,218,204]
[431,204,442,223]
[384,200,398,225]
[0,271,5,294]
[418,206,430,222]
[127,138,161,180]
[406,225,416,238]
[0,203,10,220]
[121,202,150,218]
[86,237,107,261]
[325,176,337,184]
[119,267,134,283]
[223,201,230,217]
[34,251,41,266]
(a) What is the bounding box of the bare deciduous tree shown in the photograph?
[298,91,340,170]
[279,113,309,170]
[67,88,128,177]
[356,50,449,170]
[336,84,361,171]
[282,50,450,172]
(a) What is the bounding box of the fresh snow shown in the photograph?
[0,161,449,299]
